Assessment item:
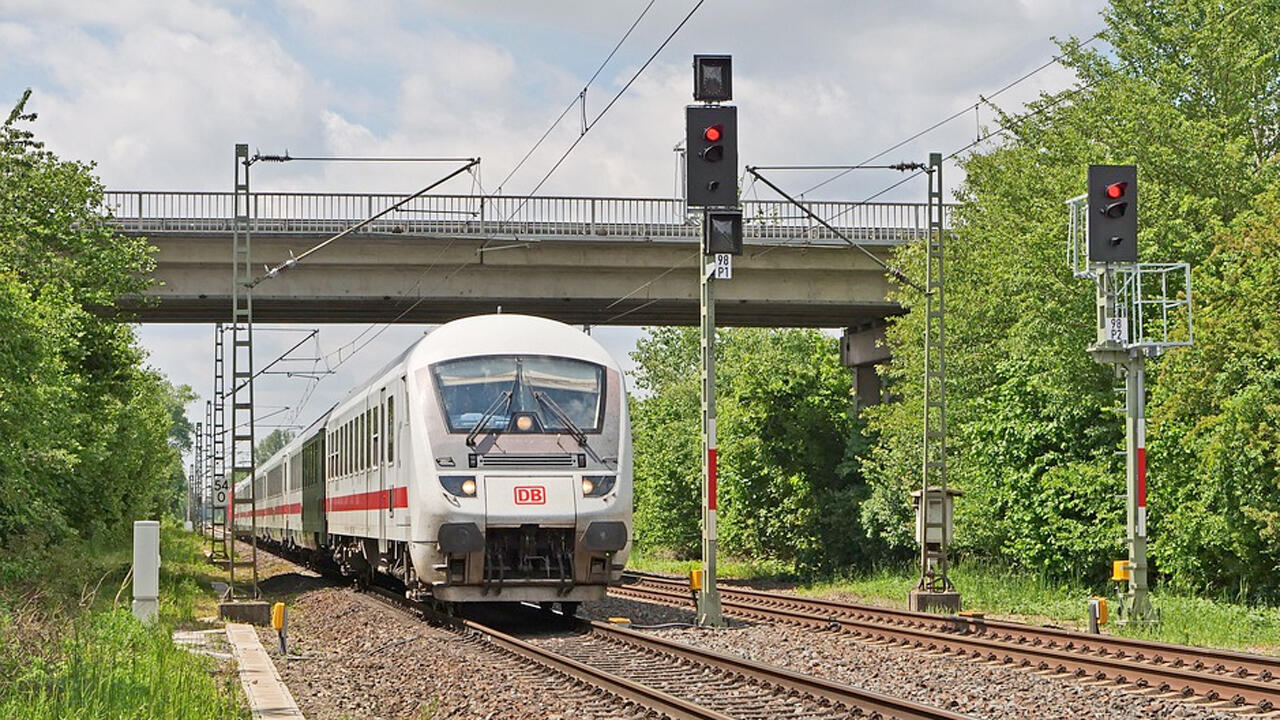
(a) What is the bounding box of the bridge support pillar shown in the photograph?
[841,322,890,408]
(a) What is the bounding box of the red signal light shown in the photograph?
[1106,182,1127,199]
[703,125,722,142]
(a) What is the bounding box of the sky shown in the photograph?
[1,0,1107,468]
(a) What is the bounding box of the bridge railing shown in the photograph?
[102,191,950,246]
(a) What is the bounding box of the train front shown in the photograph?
[407,315,632,605]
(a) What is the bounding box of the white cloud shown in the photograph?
[4,0,1107,440]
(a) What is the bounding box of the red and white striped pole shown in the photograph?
[1124,354,1154,622]
[698,232,724,627]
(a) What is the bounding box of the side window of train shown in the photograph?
[387,396,395,464]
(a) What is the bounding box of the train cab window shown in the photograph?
[432,355,605,433]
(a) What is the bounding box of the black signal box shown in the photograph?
[686,105,738,208]
[1087,164,1138,264]
[703,208,743,255]
[693,55,732,102]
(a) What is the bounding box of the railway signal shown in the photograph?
[693,54,732,102]
[1068,164,1193,626]
[1086,165,1138,263]
[685,105,738,208]
[687,54,740,629]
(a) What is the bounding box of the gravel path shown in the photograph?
[579,596,1242,720]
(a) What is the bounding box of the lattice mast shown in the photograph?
[916,152,956,596]
[229,144,260,598]
[209,324,229,556]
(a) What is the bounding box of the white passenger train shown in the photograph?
[234,314,632,609]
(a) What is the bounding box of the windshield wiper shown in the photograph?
[533,391,588,447]
[465,390,513,447]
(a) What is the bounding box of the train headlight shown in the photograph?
[582,475,616,497]
[440,475,477,497]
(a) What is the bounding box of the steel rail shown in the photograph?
[584,619,973,720]
[361,577,739,720]
[252,536,967,720]
[616,572,1280,712]
[363,581,966,720]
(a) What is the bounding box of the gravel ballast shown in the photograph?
[580,595,1240,720]
[233,547,1242,719]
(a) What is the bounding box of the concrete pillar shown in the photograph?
[132,520,161,622]
[841,323,891,408]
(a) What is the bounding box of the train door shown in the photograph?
[378,387,387,548]
[394,376,410,529]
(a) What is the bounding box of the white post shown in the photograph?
[132,520,161,622]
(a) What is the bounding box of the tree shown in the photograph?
[0,89,179,549]
[629,327,880,572]
[255,428,296,465]
[863,0,1280,593]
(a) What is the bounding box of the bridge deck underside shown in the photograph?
[129,231,901,327]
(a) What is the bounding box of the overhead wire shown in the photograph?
[599,33,1109,318]
[799,32,1101,197]
[517,0,707,203]
[291,2,678,400]
[493,0,657,195]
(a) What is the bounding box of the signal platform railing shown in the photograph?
[103,191,951,246]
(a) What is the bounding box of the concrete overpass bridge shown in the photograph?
[106,190,945,326]
[106,190,950,402]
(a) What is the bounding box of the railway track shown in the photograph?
[249,539,969,720]
[362,583,971,720]
[614,571,1280,717]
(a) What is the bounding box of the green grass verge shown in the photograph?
[0,521,247,719]
[0,609,243,720]
[627,553,1280,654]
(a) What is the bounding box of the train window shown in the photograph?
[367,408,375,467]
[374,404,382,465]
[387,396,395,464]
[432,355,605,433]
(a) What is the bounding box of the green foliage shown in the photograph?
[863,0,1280,597]
[629,327,880,574]
[0,89,188,557]
[1147,184,1280,598]
[0,609,244,720]
[255,428,296,465]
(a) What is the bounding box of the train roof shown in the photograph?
[410,314,620,370]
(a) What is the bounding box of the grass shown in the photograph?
[628,553,1280,654]
[0,609,244,720]
[626,549,796,580]
[0,520,248,719]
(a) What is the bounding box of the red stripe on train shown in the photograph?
[325,486,409,513]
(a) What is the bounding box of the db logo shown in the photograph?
[514,486,546,505]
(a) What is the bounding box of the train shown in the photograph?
[233,314,633,611]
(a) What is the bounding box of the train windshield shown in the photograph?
[433,355,605,433]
